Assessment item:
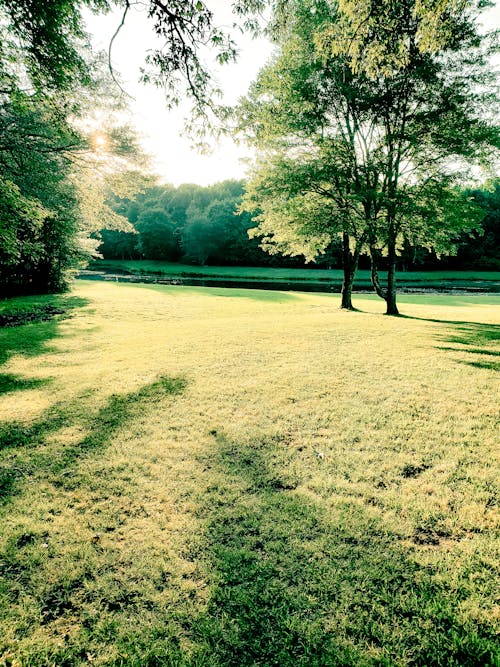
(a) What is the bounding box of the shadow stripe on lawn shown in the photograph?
[181,433,500,667]
[0,375,187,503]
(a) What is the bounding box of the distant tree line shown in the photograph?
[447,182,500,271]
[386,182,498,272]
[101,180,331,268]
[100,179,500,271]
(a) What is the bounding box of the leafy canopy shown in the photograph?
[238,0,499,312]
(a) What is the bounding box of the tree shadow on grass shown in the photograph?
[0,373,51,394]
[185,434,499,667]
[435,322,500,371]
[0,374,188,666]
[391,314,500,372]
[0,295,89,394]
[0,375,187,503]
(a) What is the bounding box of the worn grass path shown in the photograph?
[0,282,499,666]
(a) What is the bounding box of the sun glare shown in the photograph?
[92,132,107,151]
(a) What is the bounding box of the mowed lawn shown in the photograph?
[0,281,499,666]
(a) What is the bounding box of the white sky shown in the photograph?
[85,1,500,187]
[85,1,273,186]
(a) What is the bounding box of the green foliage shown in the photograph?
[314,0,491,78]
[238,0,499,313]
[241,155,351,262]
[136,209,179,261]
[370,180,486,258]
[0,86,84,295]
[454,179,500,270]
[0,0,101,91]
[0,15,149,295]
[0,0,279,296]
[104,180,276,267]
[182,195,251,265]
[0,0,282,131]
[98,229,139,260]
[0,178,47,271]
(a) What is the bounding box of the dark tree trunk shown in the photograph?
[340,232,358,310]
[370,246,387,300]
[370,243,399,315]
[340,270,354,309]
[385,236,399,315]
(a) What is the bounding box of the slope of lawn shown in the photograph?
[0,281,499,666]
[87,259,500,290]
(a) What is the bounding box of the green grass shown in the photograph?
[0,282,499,666]
[0,292,87,322]
[88,259,500,287]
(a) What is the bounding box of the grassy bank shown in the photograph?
[0,282,499,666]
[87,259,500,288]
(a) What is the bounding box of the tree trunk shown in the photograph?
[370,243,399,315]
[340,269,354,309]
[340,232,358,310]
[369,246,387,300]
[385,237,399,315]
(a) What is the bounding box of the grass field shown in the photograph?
[0,281,499,666]
[88,259,500,288]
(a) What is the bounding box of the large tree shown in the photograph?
[239,0,382,309]
[315,0,499,313]
[0,84,85,295]
[239,0,498,313]
[0,30,143,295]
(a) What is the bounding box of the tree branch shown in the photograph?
[108,0,134,99]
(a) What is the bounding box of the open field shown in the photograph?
[0,282,499,666]
[87,260,500,290]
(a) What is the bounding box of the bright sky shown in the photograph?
[85,2,500,187]
[85,2,273,186]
